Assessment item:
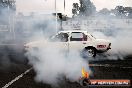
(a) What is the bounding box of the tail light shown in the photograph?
[97,45,106,48]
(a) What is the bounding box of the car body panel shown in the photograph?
[24,30,111,55]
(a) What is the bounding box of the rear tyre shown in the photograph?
[82,47,96,58]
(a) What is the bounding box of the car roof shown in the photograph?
[58,30,87,33]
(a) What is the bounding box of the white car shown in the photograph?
[24,30,111,57]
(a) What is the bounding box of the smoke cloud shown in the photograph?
[23,14,91,85]
[26,44,90,85]
[0,6,29,66]
[0,0,132,86]
[92,29,132,60]
[18,1,132,85]
[24,13,132,86]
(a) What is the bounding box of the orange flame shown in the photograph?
[81,67,89,78]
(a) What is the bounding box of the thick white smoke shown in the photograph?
[25,14,91,85]
[23,1,132,85]
[92,29,132,60]
[25,14,132,85]
[26,43,90,85]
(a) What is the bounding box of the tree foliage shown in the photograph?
[111,6,132,18]
[98,6,132,18]
[79,0,96,16]
[98,8,110,15]
[72,0,96,17]
[72,3,79,16]
[0,0,16,11]
[0,0,16,24]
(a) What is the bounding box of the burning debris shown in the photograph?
[79,67,91,87]
[79,67,130,87]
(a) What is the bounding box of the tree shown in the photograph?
[115,6,125,17]
[0,0,16,24]
[111,6,126,18]
[79,0,96,16]
[72,3,79,17]
[72,0,96,17]
[110,6,132,18]
[98,8,110,16]
[124,7,132,18]
[0,0,16,11]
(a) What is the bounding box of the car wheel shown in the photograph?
[82,47,96,58]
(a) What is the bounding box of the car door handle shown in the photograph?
[83,42,86,44]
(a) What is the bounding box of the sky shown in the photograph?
[16,0,132,17]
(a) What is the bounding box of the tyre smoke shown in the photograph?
[92,29,132,60]
[25,15,91,85]
[26,44,90,85]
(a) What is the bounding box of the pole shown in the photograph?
[8,1,11,32]
[55,0,57,33]
[64,0,65,12]
[12,12,15,40]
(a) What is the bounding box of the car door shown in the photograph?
[51,32,69,54]
[69,32,88,52]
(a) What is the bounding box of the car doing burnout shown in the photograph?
[24,30,111,57]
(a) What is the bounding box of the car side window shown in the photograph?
[70,32,87,41]
[53,33,68,42]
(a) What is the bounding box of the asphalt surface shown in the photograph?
[0,55,132,88]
